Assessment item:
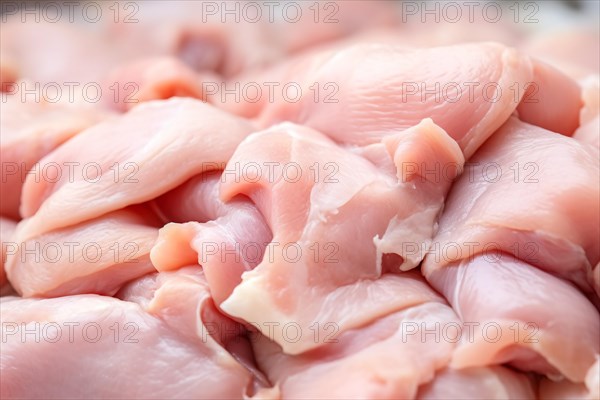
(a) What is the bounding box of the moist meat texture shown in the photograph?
[1,2,599,399]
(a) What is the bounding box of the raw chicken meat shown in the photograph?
[250,276,538,399]
[150,117,462,310]
[220,41,573,158]
[514,59,582,135]
[250,276,459,399]
[1,1,399,85]
[574,76,600,148]
[522,29,600,80]
[151,171,272,304]
[576,116,600,148]
[217,120,462,353]
[239,40,584,150]
[0,19,134,84]
[423,117,600,295]
[5,206,159,297]
[153,0,400,76]
[0,97,107,219]
[0,268,256,399]
[419,116,600,382]
[1,1,598,398]
[594,262,600,297]
[539,359,600,399]
[0,217,17,294]
[0,53,18,89]
[416,367,536,399]
[102,57,213,112]
[424,253,599,382]
[18,98,255,241]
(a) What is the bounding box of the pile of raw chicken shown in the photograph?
[1,1,599,399]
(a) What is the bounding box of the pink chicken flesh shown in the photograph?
[0,2,598,399]
[0,268,257,399]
